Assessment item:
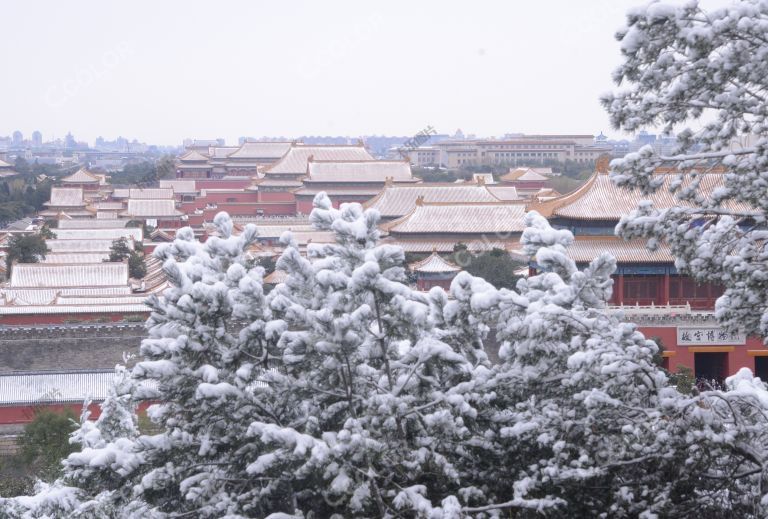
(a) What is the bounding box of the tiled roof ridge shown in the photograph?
[526,170,600,217]
[409,251,461,272]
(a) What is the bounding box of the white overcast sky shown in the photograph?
[0,0,713,146]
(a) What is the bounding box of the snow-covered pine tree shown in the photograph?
[458,212,768,517]
[250,194,482,516]
[120,212,291,517]
[1,366,147,517]
[602,0,768,338]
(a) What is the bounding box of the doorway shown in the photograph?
[694,352,728,387]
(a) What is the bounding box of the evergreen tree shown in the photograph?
[5,234,48,275]
[602,0,768,338]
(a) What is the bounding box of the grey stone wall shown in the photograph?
[0,324,146,372]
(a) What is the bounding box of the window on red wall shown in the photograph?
[623,276,659,300]
[670,276,725,300]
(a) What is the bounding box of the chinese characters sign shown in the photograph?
[677,327,746,346]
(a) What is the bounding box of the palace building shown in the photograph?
[294,159,419,213]
[381,200,526,253]
[364,182,508,220]
[526,164,767,383]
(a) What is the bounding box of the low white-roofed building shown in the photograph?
[304,159,415,183]
[60,168,102,187]
[486,185,520,201]
[364,183,503,219]
[54,218,128,231]
[45,187,85,208]
[52,227,142,242]
[121,199,184,219]
[0,286,132,306]
[262,143,374,179]
[382,201,526,236]
[128,188,174,199]
[9,262,129,288]
[46,239,130,253]
[39,253,111,264]
[0,369,122,405]
[409,251,462,291]
[159,180,197,195]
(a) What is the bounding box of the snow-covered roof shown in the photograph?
[264,144,374,176]
[472,173,496,185]
[0,303,149,315]
[409,252,461,273]
[159,180,197,194]
[0,286,132,306]
[528,171,755,221]
[254,224,316,238]
[52,227,142,242]
[46,239,131,253]
[60,168,100,184]
[486,185,520,201]
[251,178,304,188]
[501,168,550,182]
[0,370,122,405]
[47,187,85,207]
[91,202,125,211]
[111,188,130,199]
[364,184,502,219]
[264,270,289,284]
[122,199,182,218]
[179,150,209,162]
[208,146,239,159]
[293,187,384,197]
[39,253,110,264]
[383,202,527,235]
[382,238,514,253]
[305,160,415,183]
[129,188,174,199]
[228,141,293,160]
[9,262,129,288]
[563,238,675,264]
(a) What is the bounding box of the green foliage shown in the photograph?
[156,155,176,180]
[108,237,146,278]
[0,176,51,226]
[413,167,468,183]
[670,366,696,395]
[108,238,131,262]
[38,224,56,240]
[108,155,175,186]
[6,233,48,275]
[548,169,593,195]
[128,252,146,279]
[0,474,34,498]
[452,247,522,289]
[18,409,79,482]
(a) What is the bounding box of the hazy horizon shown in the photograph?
[0,0,702,146]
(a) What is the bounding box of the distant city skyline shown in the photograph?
[0,0,726,146]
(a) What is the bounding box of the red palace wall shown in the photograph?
[0,401,154,426]
[258,191,297,203]
[638,324,768,381]
[196,179,253,190]
[0,313,149,326]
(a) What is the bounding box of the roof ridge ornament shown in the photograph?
[596,153,611,174]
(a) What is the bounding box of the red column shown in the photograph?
[662,273,670,305]
[617,274,624,304]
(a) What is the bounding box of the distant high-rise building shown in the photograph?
[65,132,76,149]
[31,131,42,147]
[12,131,23,146]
